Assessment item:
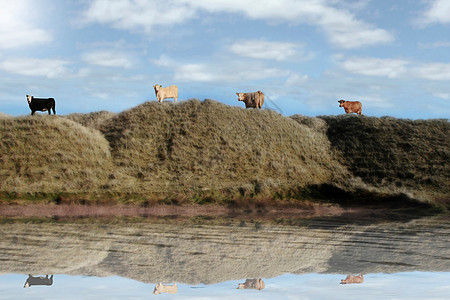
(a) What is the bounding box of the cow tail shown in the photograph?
[263,92,283,114]
[52,98,56,115]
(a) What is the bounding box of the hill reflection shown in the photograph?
[0,217,448,285]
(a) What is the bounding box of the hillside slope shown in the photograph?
[319,115,449,202]
[0,116,115,195]
[99,99,350,200]
[0,99,448,207]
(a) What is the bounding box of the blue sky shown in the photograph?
[1,0,450,119]
[1,272,449,300]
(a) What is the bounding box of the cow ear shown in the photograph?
[236,93,239,96]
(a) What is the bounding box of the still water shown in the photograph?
[0,216,449,299]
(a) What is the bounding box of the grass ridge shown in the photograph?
[0,99,448,209]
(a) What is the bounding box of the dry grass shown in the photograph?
[99,99,350,200]
[0,112,12,119]
[65,110,116,130]
[318,115,450,202]
[0,115,116,195]
[0,100,448,209]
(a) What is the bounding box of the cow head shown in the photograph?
[153,283,163,295]
[236,93,246,102]
[153,84,162,92]
[338,99,345,107]
[26,95,33,104]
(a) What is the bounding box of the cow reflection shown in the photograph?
[153,283,177,295]
[340,274,364,284]
[24,275,54,288]
[237,278,265,290]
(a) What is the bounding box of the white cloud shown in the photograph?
[286,73,309,86]
[418,40,450,49]
[176,64,220,82]
[152,55,290,83]
[82,50,135,68]
[0,57,70,78]
[175,62,289,83]
[230,40,304,61]
[422,0,450,25]
[81,0,196,33]
[186,0,394,48]
[413,63,450,81]
[82,0,393,49]
[432,92,450,100]
[340,57,411,78]
[340,56,450,83]
[0,0,52,49]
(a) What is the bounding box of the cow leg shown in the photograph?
[48,108,51,115]
[31,111,35,115]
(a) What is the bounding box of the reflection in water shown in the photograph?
[237,278,265,290]
[2,272,449,299]
[340,274,364,284]
[152,283,178,295]
[0,216,448,298]
[23,274,54,288]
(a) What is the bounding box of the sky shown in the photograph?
[1,0,450,119]
[1,272,450,300]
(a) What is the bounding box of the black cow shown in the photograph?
[24,275,54,288]
[26,95,56,115]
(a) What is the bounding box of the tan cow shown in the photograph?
[24,275,53,288]
[236,91,264,109]
[338,99,362,115]
[237,278,265,290]
[153,84,178,103]
[153,283,178,295]
[340,274,364,284]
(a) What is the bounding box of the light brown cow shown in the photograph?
[237,278,265,290]
[340,274,364,284]
[236,91,264,109]
[153,283,178,295]
[24,275,53,288]
[338,99,362,115]
[153,84,178,103]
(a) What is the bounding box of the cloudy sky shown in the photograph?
[1,0,450,119]
[2,272,449,299]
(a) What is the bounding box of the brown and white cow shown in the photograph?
[24,275,54,288]
[153,84,178,103]
[153,283,177,295]
[338,99,362,115]
[340,274,364,284]
[237,278,265,290]
[236,91,264,109]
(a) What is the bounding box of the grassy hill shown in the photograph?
[65,110,116,130]
[0,115,115,196]
[318,115,449,203]
[0,99,448,209]
[97,99,351,202]
[0,112,12,119]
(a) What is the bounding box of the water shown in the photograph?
[0,216,449,299]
